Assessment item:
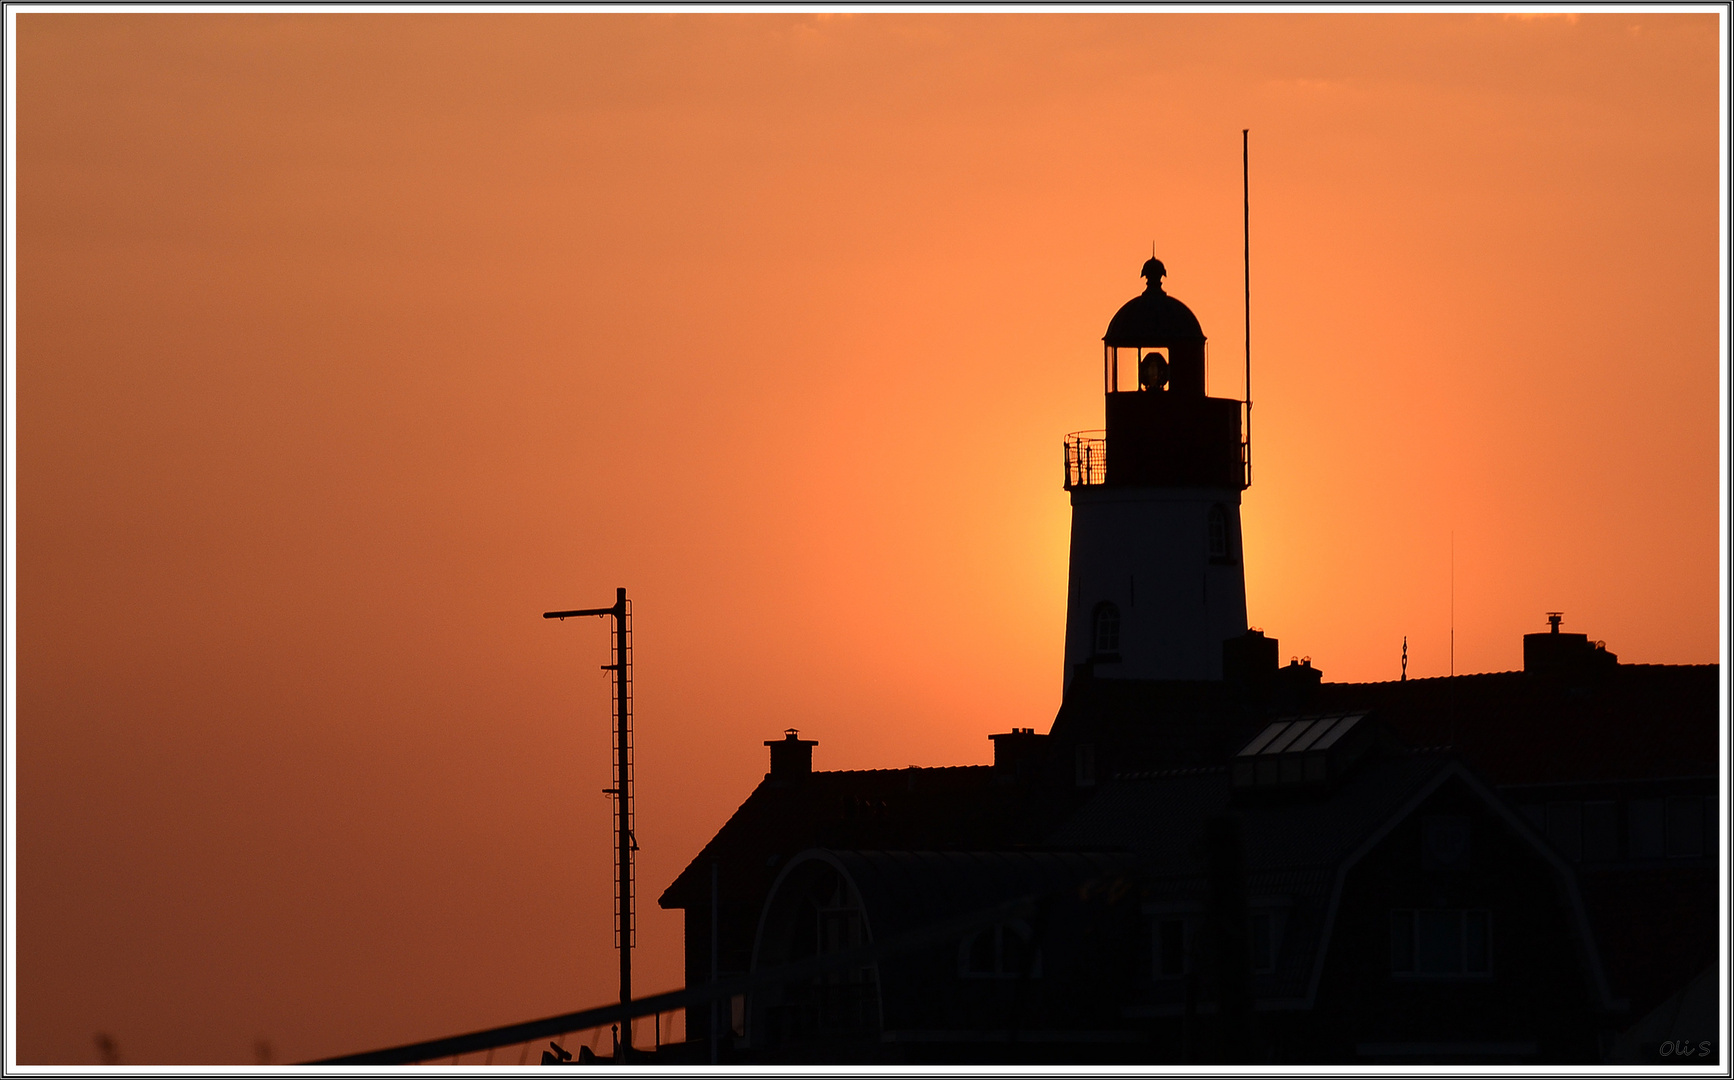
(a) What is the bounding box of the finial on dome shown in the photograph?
[1141,257,1167,292]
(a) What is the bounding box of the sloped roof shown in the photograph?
[659,766,1042,910]
[1038,662,1717,790]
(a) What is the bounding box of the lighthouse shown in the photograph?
[1061,258,1249,688]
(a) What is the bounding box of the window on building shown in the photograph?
[1390,909,1492,977]
[1465,911,1490,973]
[1074,743,1096,788]
[1390,911,1414,973]
[1001,923,1034,974]
[1417,910,1458,972]
[1629,798,1666,859]
[1582,801,1618,862]
[1150,911,1276,979]
[820,907,864,955]
[1250,910,1279,973]
[1208,505,1230,560]
[1666,797,1704,858]
[960,922,1040,980]
[968,929,996,973]
[1547,801,1583,861]
[1092,603,1120,655]
[1153,917,1189,978]
[1423,815,1471,868]
[1532,796,1712,862]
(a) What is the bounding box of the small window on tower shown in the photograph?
[1075,743,1096,787]
[1092,603,1120,655]
[1208,505,1231,562]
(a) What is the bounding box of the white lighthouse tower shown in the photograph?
[1061,258,1249,689]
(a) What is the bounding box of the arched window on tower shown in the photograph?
[1208,505,1233,563]
[1092,602,1121,656]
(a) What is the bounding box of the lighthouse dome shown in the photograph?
[1102,262,1206,347]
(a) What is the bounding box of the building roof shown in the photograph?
[1102,288,1206,347]
[1311,665,1719,784]
[659,766,1044,910]
[1039,661,1718,788]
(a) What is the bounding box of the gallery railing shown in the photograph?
[1063,431,1107,490]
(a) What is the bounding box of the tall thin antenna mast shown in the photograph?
[1450,533,1456,678]
[544,588,635,1039]
[1242,128,1253,489]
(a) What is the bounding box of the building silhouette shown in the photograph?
[655,261,1719,1065]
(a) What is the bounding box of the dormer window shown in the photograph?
[1092,603,1120,655]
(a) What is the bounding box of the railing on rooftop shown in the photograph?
[1063,431,1106,490]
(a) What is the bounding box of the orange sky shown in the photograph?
[13,11,1723,1065]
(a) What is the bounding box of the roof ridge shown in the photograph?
[1112,765,1229,780]
[1616,662,1720,670]
[812,765,993,776]
[1324,670,1521,686]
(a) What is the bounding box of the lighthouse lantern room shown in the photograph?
[1062,258,1250,689]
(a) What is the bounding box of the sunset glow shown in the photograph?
[13,11,1722,1064]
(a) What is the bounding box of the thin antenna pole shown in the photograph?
[543,589,634,1025]
[1242,129,1252,489]
[613,587,632,1018]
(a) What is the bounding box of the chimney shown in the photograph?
[1223,628,1279,689]
[988,727,1049,784]
[764,729,817,785]
[1271,656,1322,711]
